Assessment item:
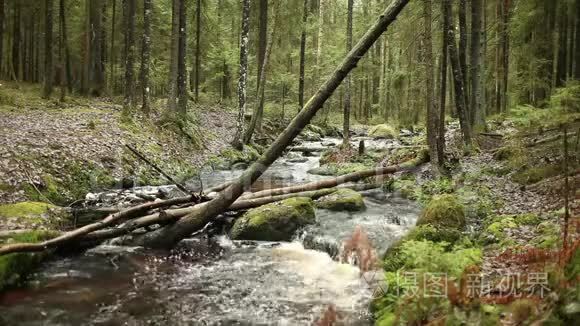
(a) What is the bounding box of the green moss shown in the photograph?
[390,179,419,200]
[230,197,315,241]
[369,124,398,139]
[315,188,366,211]
[514,213,540,225]
[485,216,517,240]
[0,202,55,219]
[0,230,58,291]
[417,195,466,230]
[512,164,562,185]
[406,225,463,245]
[532,221,561,248]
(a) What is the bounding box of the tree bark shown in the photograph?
[438,5,449,166]
[168,0,179,112]
[122,0,136,113]
[12,2,21,81]
[176,0,187,114]
[458,0,469,100]
[109,0,116,93]
[470,0,484,128]
[257,0,268,89]
[0,0,4,78]
[194,0,201,102]
[443,0,472,148]
[87,0,105,96]
[58,0,68,102]
[244,3,277,144]
[139,0,411,249]
[232,0,250,150]
[298,0,308,110]
[343,0,354,148]
[42,0,54,99]
[423,0,440,171]
[140,0,152,114]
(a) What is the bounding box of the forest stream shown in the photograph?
[0,136,420,325]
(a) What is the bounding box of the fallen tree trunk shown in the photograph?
[0,160,411,255]
[138,0,411,249]
[0,195,198,255]
[82,183,380,243]
[289,146,326,153]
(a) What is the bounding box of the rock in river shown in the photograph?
[230,197,316,241]
[315,188,366,212]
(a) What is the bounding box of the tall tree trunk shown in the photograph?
[316,0,324,83]
[575,0,580,79]
[109,0,116,93]
[42,0,54,99]
[423,0,440,171]
[194,0,201,102]
[122,0,136,114]
[244,3,277,144]
[140,0,152,114]
[343,0,353,148]
[58,0,68,102]
[0,0,4,78]
[298,0,308,109]
[458,0,469,100]
[232,0,250,150]
[438,2,449,165]
[140,0,411,249]
[168,0,179,112]
[11,2,20,81]
[500,0,510,113]
[257,0,268,89]
[88,0,105,96]
[176,0,187,114]
[470,0,484,127]
[443,0,472,148]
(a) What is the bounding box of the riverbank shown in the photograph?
[372,106,579,325]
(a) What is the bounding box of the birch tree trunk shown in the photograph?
[231,0,250,150]
[139,0,411,249]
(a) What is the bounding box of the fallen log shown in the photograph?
[0,195,198,255]
[526,131,578,148]
[289,147,326,153]
[82,184,379,242]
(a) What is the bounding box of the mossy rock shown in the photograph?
[0,230,59,291]
[406,224,463,245]
[512,164,562,185]
[299,130,322,141]
[230,197,316,241]
[0,202,56,219]
[416,194,466,230]
[493,146,517,161]
[306,124,325,137]
[368,124,398,139]
[315,188,366,212]
[307,165,338,176]
[484,216,517,240]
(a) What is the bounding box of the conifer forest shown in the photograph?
[0,0,578,325]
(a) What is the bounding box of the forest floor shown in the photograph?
[0,82,237,205]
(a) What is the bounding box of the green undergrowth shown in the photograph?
[0,230,59,291]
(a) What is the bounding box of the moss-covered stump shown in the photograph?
[315,188,366,212]
[368,124,398,139]
[0,202,55,219]
[230,197,316,241]
[0,230,58,291]
[416,194,466,230]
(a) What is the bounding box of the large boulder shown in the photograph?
[230,197,316,241]
[416,194,466,230]
[315,188,366,212]
[368,124,398,139]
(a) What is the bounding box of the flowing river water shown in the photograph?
[0,136,420,325]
